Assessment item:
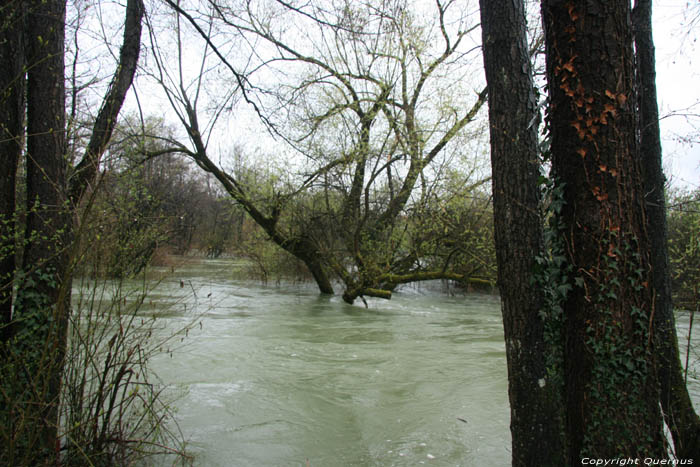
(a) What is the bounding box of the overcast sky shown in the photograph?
[653,1,699,190]
[117,0,698,189]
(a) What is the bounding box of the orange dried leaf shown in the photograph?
[605,89,615,99]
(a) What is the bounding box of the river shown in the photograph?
[141,257,698,466]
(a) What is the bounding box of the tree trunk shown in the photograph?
[479,1,566,465]
[69,0,144,203]
[9,0,70,461]
[0,1,24,342]
[633,0,700,460]
[542,0,665,459]
[2,1,144,462]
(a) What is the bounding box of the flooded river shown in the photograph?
[141,258,698,466]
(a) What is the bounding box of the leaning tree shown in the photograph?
[149,0,493,303]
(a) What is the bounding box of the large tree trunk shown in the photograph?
[542,0,665,460]
[9,0,70,461]
[1,1,144,462]
[0,1,24,342]
[633,0,700,460]
[479,1,566,465]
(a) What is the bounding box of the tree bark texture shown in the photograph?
[542,0,665,460]
[633,0,700,460]
[0,1,24,342]
[8,0,70,460]
[1,1,144,462]
[479,1,566,465]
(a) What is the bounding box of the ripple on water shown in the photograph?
[149,259,513,466]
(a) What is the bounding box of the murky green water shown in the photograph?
[142,258,699,466]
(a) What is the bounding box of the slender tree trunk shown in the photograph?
[479,1,566,464]
[0,1,24,342]
[633,0,700,460]
[69,0,144,203]
[542,0,665,460]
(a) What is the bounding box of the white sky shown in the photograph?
[111,0,699,190]
[653,1,700,190]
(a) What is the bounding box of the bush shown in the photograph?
[60,275,194,466]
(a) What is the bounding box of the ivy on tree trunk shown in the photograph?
[542,0,665,459]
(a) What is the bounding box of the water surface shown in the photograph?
[145,258,699,466]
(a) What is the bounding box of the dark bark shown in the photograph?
[479,1,566,465]
[12,0,69,459]
[0,1,24,342]
[303,254,335,294]
[633,0,700,460]
[341,271,492,304]
[70,0,144,204]
[542,0,665,459]
[1,1,144,461]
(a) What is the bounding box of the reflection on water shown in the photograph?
[144,258,699,466]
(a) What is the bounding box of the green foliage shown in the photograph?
[668,187,700,311]
[234,223,312,284]
[80,122,243,276]
[533,177,568,392]
[83,167,168,278]
[581,232,659,455]
[534,173,664,456]
[408,183,497,289]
